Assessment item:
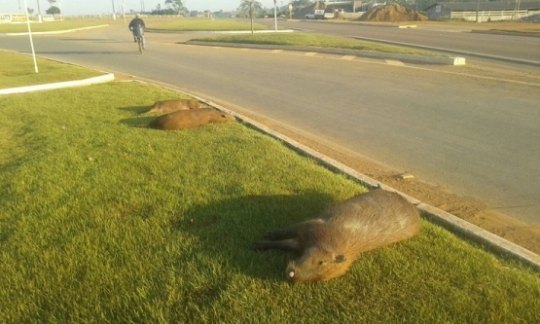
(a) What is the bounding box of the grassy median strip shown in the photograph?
[0,55,539,322]
[146,17,266,32]
[0,51,101,88]
[192,32,438,56]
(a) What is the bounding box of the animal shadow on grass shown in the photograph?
[177,193,334,282]
[118,105,154,128]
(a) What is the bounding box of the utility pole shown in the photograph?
[23,0,39,73]
[289,1,292,19]
[57,0,63,21]
[36,0,42,22]
[251,1,254,35]
[111,0,117,20]
[273,0,278,31]
[475,0,480,23]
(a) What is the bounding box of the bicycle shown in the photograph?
[131,25,145,54]
[135,34,144,54]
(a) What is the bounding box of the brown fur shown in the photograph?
[253,189,421,283]
[146,99,208,114]
[149,108,234,130]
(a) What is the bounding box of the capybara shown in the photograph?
[146,99,208,114]
[149,108,234,130]
[253,189,421,283]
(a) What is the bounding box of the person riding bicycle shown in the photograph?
[128,14,145,48]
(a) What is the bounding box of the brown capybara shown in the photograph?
[146,99,208,114]
[149,108,234,130]
[253,189,421,283]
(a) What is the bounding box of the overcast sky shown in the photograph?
[0,1,281,15]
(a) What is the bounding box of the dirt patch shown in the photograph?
[360,4,428,22]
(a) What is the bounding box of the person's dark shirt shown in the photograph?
[128,18,145,33]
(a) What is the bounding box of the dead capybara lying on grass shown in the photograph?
[149,108,234,130]
[146,99,208,114]
[253,189,421,283]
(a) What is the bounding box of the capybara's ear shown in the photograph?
[334,255,346,263]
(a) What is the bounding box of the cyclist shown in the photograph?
[128,14,146,48]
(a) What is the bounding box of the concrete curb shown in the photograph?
[0,73,115,95]
[4,24,109,36]
[419,203,540,271]
[210,29,295,34]
[185,40,466,65]
[193,96,539,272]
[351,35,539,67]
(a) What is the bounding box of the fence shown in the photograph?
[451,9,538,22]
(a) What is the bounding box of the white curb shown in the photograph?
[0,73,115,95]
[212,29,295,34]
[5,24,109,36]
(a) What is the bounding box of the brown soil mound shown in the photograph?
[360,4,428,22]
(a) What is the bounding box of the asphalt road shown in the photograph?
[276,20,540,65]
[1,25,540,225]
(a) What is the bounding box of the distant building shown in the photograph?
[0,13,29,23]
[298,1,363,19]
[425,1,540,22]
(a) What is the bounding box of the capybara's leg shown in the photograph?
[263,227,299,240]
[252,239,300,252]
[263,220,323,240]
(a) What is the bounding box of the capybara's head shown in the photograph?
[286,247,350,283]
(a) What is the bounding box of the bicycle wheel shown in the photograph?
[137,37,143,54]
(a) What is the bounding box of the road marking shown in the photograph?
[304,52,317,57]
[398,24,417,29]
[385,59,405,66]
[453,57,466,65]
[341,55,356,61]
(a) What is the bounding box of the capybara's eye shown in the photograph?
[318,261,324,266]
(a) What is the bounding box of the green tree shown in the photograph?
[46,5,60,15]
[165,0,187,16]
[238,0,262,34]
[238,0,262,17]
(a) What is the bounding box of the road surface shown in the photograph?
[276,20,540,66]
[1,24,539,225]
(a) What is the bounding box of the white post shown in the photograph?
[476,0,480,23]
[111,0,117,20]
[36,0,42,22]
[57,0,63,21]
[122,0,126,22]
[273,0,278,31]
[24,0,39,73]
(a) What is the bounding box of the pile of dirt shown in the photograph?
[360,4,428,22]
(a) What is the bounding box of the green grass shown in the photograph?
[146,17,266,32]
[0,19,111,33]
[0,55,539,322]
[0,51,101,88]
[192,32,438,56]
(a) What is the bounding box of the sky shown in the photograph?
[0,1,281,15]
